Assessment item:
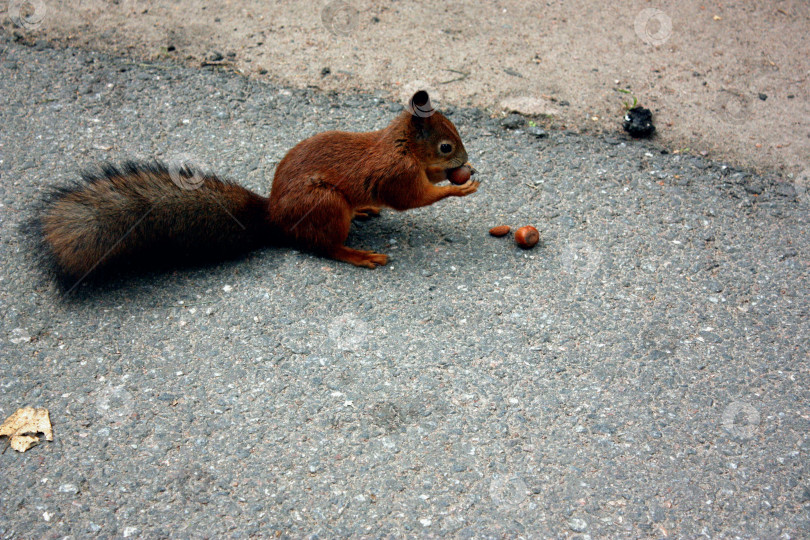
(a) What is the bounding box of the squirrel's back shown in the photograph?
[34,162,273,286]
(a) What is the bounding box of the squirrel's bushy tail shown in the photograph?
[32,162,275,287]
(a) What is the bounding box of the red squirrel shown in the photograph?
[33,91,478,287]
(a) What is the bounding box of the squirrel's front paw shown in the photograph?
[453,180,479,196]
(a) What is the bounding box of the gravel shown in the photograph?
[1,38,809,538]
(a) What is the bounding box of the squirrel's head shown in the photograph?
[403,90,469,172]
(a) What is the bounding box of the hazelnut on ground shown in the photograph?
[515,226,539,249]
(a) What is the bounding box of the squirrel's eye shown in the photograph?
[439,143,453,154]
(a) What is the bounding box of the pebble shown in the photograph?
[568,517,588,532]
[706,280,723,293]
[527,126,548,138]
[501,114,526,129]
[744,178,764,194]
[699,330,723,343]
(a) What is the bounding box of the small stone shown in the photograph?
[501,114,526,130]
[699,331,723,343]
[58,484,79,495]
[527,126,548,138]
[774,183,796,198]
[568,517,587,532]
[744,178,764,195]
[706,280,723,293]
[207,51,224,62]
[758,93,767,101]
[593,423,615,435]
[10,328,31,344]
[321,67,331,76]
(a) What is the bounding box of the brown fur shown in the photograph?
[34,91,477,285]
[36,163,273,285]
[268,101,478,268]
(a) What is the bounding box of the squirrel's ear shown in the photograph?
[409,90,434,118]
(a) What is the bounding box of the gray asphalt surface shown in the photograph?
[1,37,809,539]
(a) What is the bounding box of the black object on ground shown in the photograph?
[623,106,655,138]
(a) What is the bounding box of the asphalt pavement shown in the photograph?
[1,38,809,538]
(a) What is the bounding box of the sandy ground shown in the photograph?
[2,0,808,177]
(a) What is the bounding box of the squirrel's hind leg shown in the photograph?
[352,206,382,220]
[281,190,387,269]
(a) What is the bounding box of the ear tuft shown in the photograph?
[409,90,435,118]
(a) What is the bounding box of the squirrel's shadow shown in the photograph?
[34,212,475,306]
[34,247,284,307]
